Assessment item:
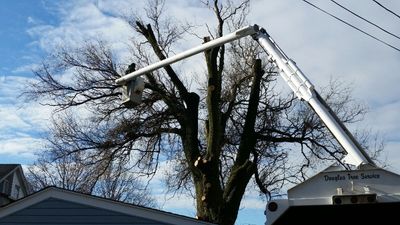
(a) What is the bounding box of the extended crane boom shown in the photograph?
[115,25,257,85]
[117,24,374,167]
[252,27,375,167]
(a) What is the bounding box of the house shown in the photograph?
[0,165,214,225]
[0,187,215,225]
[0,164,30,206]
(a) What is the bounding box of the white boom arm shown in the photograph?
[252,27,374,167]
[116,24,374,167]
[115,26,257,85]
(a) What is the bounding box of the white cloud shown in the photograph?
[0,75,51,161]
[12,63,40,74]
[27,1,135,62]
[2,0,145,165]
[366,100,400,137]
[0,108,31,131]
[0,136,42,158]
[97,0,145,17]
[240,197,266,210]
[156,192,196,213]
[248,0,400,173]
[0,75,52,130]
[27,16,36,24]
[383,141,400,173]
[250,1,400,94]
[27,16,45,26]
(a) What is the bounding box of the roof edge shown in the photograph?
[0,186,215,225]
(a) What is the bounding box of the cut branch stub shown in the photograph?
[194,156,210,172]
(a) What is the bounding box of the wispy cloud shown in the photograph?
[11,63,40,74]
[0,136,42,157]
[27,1,135,62]
[384,141,400,172]
[249,0,400,172]
[0,75,51,161]
[367,100,400,137]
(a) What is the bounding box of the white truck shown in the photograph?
[117,24,400,225]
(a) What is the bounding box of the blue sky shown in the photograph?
[1,1,400,225]
[0,0,56,76]
[0,0,53,164]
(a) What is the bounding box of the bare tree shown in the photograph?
[24,0,382,224]
[26,126,157,207]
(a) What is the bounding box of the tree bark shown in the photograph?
[219,59,264,225]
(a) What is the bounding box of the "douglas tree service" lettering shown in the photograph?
[324,172,380,182]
